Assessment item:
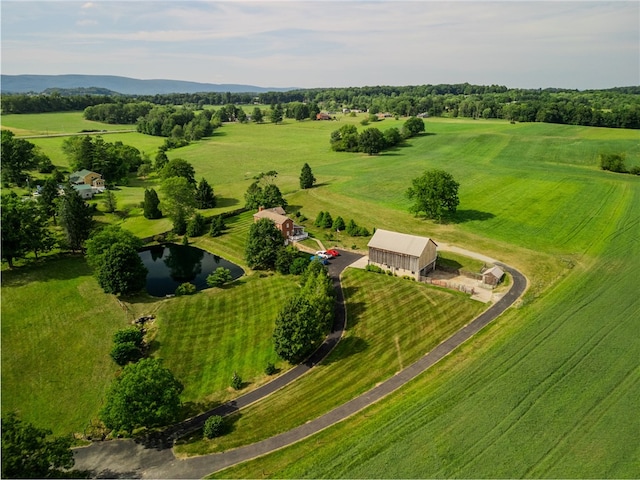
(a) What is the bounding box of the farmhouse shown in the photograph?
[316,112,332,120]
[252,207,307,243]
[69,169,105,189]
[367,229,437,280]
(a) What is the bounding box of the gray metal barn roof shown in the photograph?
[367,229,436,257]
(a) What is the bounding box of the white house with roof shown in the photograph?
[367,229,437,280]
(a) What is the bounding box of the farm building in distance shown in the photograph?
[367,229,437,280]
[252,207,308,243]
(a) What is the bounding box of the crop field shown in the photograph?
[175,268,484,456]
[2,111,639,476]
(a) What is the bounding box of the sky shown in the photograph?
[1,1,638,90]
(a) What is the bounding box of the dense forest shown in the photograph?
[2,83,639,129]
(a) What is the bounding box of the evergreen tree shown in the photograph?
[314,211,326,227]
[332,216,346,231]
[269,103,284,124]
[143,188,162,219]
[195,178,216,209]
[58,185,93,252]
[103,190,117,213]
[209,215,225,237]
[299,163,316,189]
[186,212,207,237]
[252,107,264,123]
[322,211,333,229]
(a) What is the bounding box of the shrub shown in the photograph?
[290,257,310,275]
[175,282,196,296]
[365,264,384,274]
[265,362,276,375]
[113,327,144,348]
[203,415,225,439]
[231,372,243,390]
[207,267,233,288]
[110,342,142,366]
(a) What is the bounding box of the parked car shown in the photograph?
[326,249,340,257]
[310,255,329,265]
[315,250,330,259]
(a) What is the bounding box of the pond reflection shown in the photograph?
[138,244,244,297]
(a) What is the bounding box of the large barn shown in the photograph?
[367,229,437,280]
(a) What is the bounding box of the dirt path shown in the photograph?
[73,251,527,479]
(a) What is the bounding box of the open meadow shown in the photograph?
[2,111,639,476]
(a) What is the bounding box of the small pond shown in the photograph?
[138,244,244,297]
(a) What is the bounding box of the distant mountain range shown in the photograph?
[0,74,297,95]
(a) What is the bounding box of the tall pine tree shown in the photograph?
[143,188,162,219]
[299,163,316,189]
[195,178,216,209]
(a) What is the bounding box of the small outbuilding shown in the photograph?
[481,265,504,286]
[367,229,437,280]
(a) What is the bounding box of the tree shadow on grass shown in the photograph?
[322,336,369,366]
[215,196,239,209]
[452,209,496,224]
[1,253,90,287]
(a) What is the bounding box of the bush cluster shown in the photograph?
[314,211,370,237]
[110,327,145,366]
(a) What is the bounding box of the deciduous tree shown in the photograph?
[95,242,148,295]
[406,169,460,221]
[1,412,74,479]
[245,218,284,270]
[159,177,196,232]
[100,358,183,434]
[161,158,196,185]
[1,130,40,185]
[57,185,94,252]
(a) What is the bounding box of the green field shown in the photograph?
[175,268,484,456]
[2,111,639,476]
[214,185,640,479]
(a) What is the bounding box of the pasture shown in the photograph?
[2,111,639,476]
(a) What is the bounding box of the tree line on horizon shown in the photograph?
[2,83,638,129]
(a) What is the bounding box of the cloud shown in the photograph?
[1,1,637,89]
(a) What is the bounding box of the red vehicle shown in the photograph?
[326,249,340,257]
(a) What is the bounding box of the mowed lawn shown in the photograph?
[0,256,129,436]
[176,268,484,456]
[154,273,301,408]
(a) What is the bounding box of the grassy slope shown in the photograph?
[213,172,640,479]
[176,268,484,456]
[0,256,129,436]
[153,273,300,408]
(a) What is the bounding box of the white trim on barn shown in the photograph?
[367,229,437,280]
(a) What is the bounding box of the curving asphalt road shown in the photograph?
[73,251,527,479]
